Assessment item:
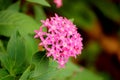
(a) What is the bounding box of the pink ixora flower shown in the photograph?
[53,0,62,8]
[34,14,83,68]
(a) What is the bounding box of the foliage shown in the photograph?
[0,0,119,80]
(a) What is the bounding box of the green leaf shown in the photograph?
[0,75,15,80]
[70,69,103,80]
[34,5,46,23]
[0,10,39,37]
[24,34,38,63]
[19,66,31,80]
[0,25,15,37]
[51,61,80,80]
[0,40,6,53]
[0,0,12,10]
[29,51,50,80]
[7,1,20,12]
[0,68,9,78]
[90,0,120,22]
[0,53,11,73]
[29,55,58,80]
[52,61,103,80]
[27,0,50,7]
[6,31,26,75]
[0,55,15,80]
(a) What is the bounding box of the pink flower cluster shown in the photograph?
[53,0,62,8]
[34,14,83,68]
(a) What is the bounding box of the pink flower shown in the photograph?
[34,14,83,68]
[53,0,62,8]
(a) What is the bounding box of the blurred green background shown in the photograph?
[48,0,120,79]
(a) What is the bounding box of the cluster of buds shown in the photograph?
[34,14,83,68]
